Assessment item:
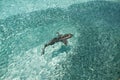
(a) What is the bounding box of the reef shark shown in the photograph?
[41,32,73,55]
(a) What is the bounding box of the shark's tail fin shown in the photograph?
[41,44,48,55]
[41,47,45,55]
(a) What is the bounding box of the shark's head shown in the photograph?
[61,33,73,40]
[67,33,73,38]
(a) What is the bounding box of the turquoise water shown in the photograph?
[0,1,120,80]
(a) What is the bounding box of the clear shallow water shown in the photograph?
[0,1,120,80]
[0,0,92,19]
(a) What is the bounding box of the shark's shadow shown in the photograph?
[52,45,71,58]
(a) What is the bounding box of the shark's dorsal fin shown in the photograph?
[62,40,68,45]
[56,32,62,37]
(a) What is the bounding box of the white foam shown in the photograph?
[4,42,73,80]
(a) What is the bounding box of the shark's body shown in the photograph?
[41,33,73,55]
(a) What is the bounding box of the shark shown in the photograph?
[41,32,73,55]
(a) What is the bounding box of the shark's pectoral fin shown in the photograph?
[62,40,68,45]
